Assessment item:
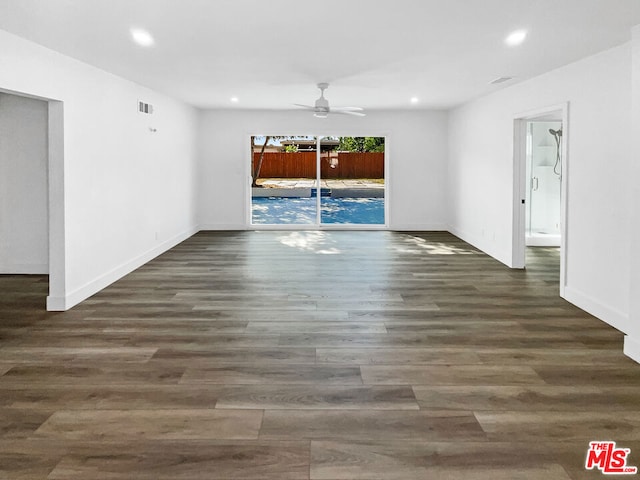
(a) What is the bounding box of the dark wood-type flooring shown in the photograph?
[1,231,639,479]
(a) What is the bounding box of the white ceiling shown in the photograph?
[1,0,639,110]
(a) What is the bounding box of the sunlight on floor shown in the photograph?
[395,235,479,255]
[277,231,342,255]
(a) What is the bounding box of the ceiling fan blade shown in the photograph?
[296,85,365,117]
[334,110,366,117]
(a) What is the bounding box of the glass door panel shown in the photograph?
[250,135,318,225]
[319,136,385,225]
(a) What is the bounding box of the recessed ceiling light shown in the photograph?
[505,29,527,47]
[131,28,154,47]
[410,97,419,104]
[230,97,239,103]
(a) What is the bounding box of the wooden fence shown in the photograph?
[253,152,384,179]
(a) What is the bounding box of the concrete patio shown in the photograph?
[253,178,385,198]
[256,178,384,189]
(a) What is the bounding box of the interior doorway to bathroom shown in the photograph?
[512,104,568,295]
[525,119,562,247]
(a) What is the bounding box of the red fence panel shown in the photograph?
[322,152,385,179]
[252,152,315,178]
[253,152,384,179]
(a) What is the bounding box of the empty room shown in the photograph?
[2,1,640,479]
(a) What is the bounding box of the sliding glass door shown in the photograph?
[250,135,318,225]
[320,136,385,225]
[250,135,385,227]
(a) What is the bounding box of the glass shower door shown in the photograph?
[526,121,562,245]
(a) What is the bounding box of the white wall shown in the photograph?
[625,26,640,360]
[448,43,633,334]
[0,92,48,273]
[0,29,199,310]
[198,109,448,230]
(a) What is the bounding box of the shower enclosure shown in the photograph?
[525,121,562,246]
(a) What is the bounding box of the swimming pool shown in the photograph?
[252,197,385,225]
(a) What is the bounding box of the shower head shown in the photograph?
[549,128,562,137]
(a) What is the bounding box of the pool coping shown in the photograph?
[252,187,384,198]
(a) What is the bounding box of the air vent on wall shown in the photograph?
[490,76,514,85]
[138,100,154,114]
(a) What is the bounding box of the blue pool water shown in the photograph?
[252,197,384,225]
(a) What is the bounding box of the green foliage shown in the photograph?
[364,137,385,152]
[338,136,385,153]
[284,144,299,153]
[338,136,365,152]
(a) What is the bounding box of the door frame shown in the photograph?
[246,133,389,230]
[512,102,569,296]
[0,87,65,310]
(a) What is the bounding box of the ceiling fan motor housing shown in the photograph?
[315,83,330,112]
[295,82,365,117]
[315,98,329,111]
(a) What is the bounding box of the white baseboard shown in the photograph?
[526,235,561,247]
[389,224,448,231]
[447,226,480,245]
[46,226,198,312]
[200,224,452,232]
[199,224,248,231]
[447,226,512,267]
[624,336,640,364]
[0,263,48,274]
[46,295,67,311]
[563,285,629,333]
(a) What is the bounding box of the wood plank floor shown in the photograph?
[1,230,639,479]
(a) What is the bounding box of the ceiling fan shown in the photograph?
[294,83,365,118]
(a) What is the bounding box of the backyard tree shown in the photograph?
[364,136,385,152]
[338,136,385,152]
[338,136,366,152]
[251,135,288,187]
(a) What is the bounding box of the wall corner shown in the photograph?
[623,335,640,365]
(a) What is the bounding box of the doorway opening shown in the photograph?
[0,92,49,274]
[513,104,568,295]
[0,88,65,310]
[249,135,386,228]
[525,119,562,247]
